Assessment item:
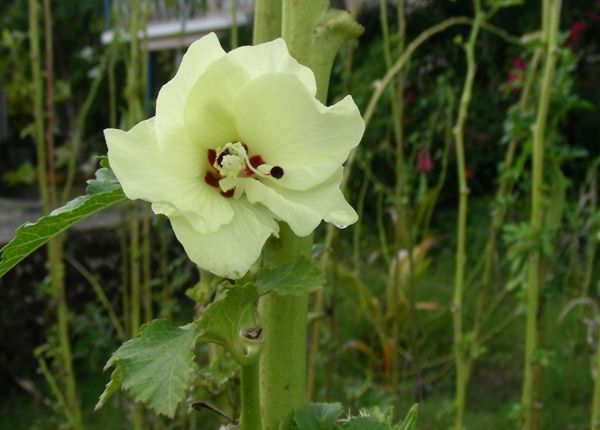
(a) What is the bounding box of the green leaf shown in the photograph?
[0,167,126,278]
[256,255,322,296]
[345,417,389,430]
[98,319,200,418]
[360,406,395,426]
[293,402,344,430]
[397,404,418,430]
[95,367,122,411]
[85,166,121,194]
[487,0,523,9]
[197,284,261,364]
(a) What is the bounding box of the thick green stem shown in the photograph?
[521,1,561,428]
[240,361,261,430]
[452,2,482,429]
[282,0,362,101]
[253,0,282,44]
[259,227,311,430]
[256,2,361,428]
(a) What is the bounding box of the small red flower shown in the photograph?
[416,150,433,173]
[512,57,527,70]
[565,20,586,48]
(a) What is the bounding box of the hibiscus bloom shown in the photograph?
[105,33,364,278]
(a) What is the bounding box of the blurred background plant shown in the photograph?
[0,0,599,429]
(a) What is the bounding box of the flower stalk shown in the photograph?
[521,1,562,428]
[451,1,482,428]
[240,360,262,430]
[30,1,82,428]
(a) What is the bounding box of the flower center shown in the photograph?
[204,141,284,198]
[214,142,247,178]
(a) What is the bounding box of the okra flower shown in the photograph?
[105,33,364,278]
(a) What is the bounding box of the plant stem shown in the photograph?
[591,330,600,430]
[259,226,311,430]
[124,0,145,425]
[253,0,282,44]
[43,0,57,210]
[240,361,261,430]
[65,255,126,341]
[130,205,143,430]
[344,16,471,188]
[32,0,82,427]
[142,204,152,322]
[521,1,561,428]
[255,3,360,428]
[306,224,336,401]
[282,0,362,101]
[378,0,404,392]
[451,2,482,429]
[467,47,541,379]
[230,0,239,49]
[306,0,361,400]
[29,0,48,215]
[61,45,113,203]
[251,3,284,428]
[362,17,470,128]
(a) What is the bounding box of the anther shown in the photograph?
[221,189,235,198]
[207,149,216,165]
[270,166,284,179]
[249,155,265,168]
[204,172,219,188]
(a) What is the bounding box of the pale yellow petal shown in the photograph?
[105,118,233,234]
[155,33,226,156]
[168,200,279,279]
[221,168,357,237]
[234,73,364,190]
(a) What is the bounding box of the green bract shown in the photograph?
[105,34,364,278]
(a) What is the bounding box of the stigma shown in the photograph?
[204,141,285,197]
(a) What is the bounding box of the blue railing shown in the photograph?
[103,0,254,31]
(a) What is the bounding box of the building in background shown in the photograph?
[101,0,254,51]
